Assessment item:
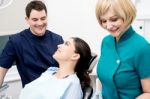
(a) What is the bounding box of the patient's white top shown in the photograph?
[19,67,83,99]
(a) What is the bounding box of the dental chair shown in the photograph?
[0,35,12,99]
[82,53,98,99]
[0,34,9,54]
[0,35,98,99]
[0,83,12,99]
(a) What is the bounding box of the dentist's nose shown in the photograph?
[37,20,43,25]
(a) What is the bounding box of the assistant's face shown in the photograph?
[100,8,126,40]
[26,9,47,36]
[53,38,78,62]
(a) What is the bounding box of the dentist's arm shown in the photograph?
[0,67,8,87]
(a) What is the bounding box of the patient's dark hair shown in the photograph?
[25,0,47,18]
[72,37,92,89]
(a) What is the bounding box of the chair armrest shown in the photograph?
[0,83,9,92]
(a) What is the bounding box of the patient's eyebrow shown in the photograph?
[64,41,71,46]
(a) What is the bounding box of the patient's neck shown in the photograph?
[54,65,75,79]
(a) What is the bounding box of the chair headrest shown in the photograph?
[87,53,98,73]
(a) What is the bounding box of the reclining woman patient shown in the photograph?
[19,37,92,99]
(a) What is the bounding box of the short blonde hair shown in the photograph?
[96,0,136,27]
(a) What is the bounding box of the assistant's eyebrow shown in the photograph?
[100,15,118,20]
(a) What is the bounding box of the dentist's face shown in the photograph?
[26,9,47,36]
[100,8,126,40]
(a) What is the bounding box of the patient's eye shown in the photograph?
[64,41,69,46]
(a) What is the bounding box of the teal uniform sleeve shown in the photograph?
[135,44,150,79]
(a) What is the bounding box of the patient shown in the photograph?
[19,37,92,99]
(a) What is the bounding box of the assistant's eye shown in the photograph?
[110,18,118,22]
[101,20,107,23]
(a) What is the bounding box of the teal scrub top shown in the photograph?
[97,26,150,99]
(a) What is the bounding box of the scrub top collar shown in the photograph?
[117,26,135,43]
[27,28,47,40]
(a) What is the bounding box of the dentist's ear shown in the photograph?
[25,16,29,25]
[71,53,80,61]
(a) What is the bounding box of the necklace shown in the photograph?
[52,72,72,79]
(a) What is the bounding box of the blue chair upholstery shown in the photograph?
[0,34,16,65]
[0,35,9,54]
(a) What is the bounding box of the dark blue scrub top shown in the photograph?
[0,29,63,87]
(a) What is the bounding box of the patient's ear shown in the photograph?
[71,53,80,61]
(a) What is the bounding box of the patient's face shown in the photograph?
[53,38,77,62]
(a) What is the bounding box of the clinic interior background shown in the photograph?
[0,0,150,54]
[0,0,150,99]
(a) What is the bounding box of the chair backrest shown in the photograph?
[87,52,98,73]
[82,52,98,99]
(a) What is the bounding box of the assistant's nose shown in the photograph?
[106,21,113,30]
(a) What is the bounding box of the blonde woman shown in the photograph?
[96,0,150,98]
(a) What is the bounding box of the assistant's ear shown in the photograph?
[71,53,80,61]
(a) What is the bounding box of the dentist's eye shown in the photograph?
[41,17,47,21]
[32,18,38,21]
